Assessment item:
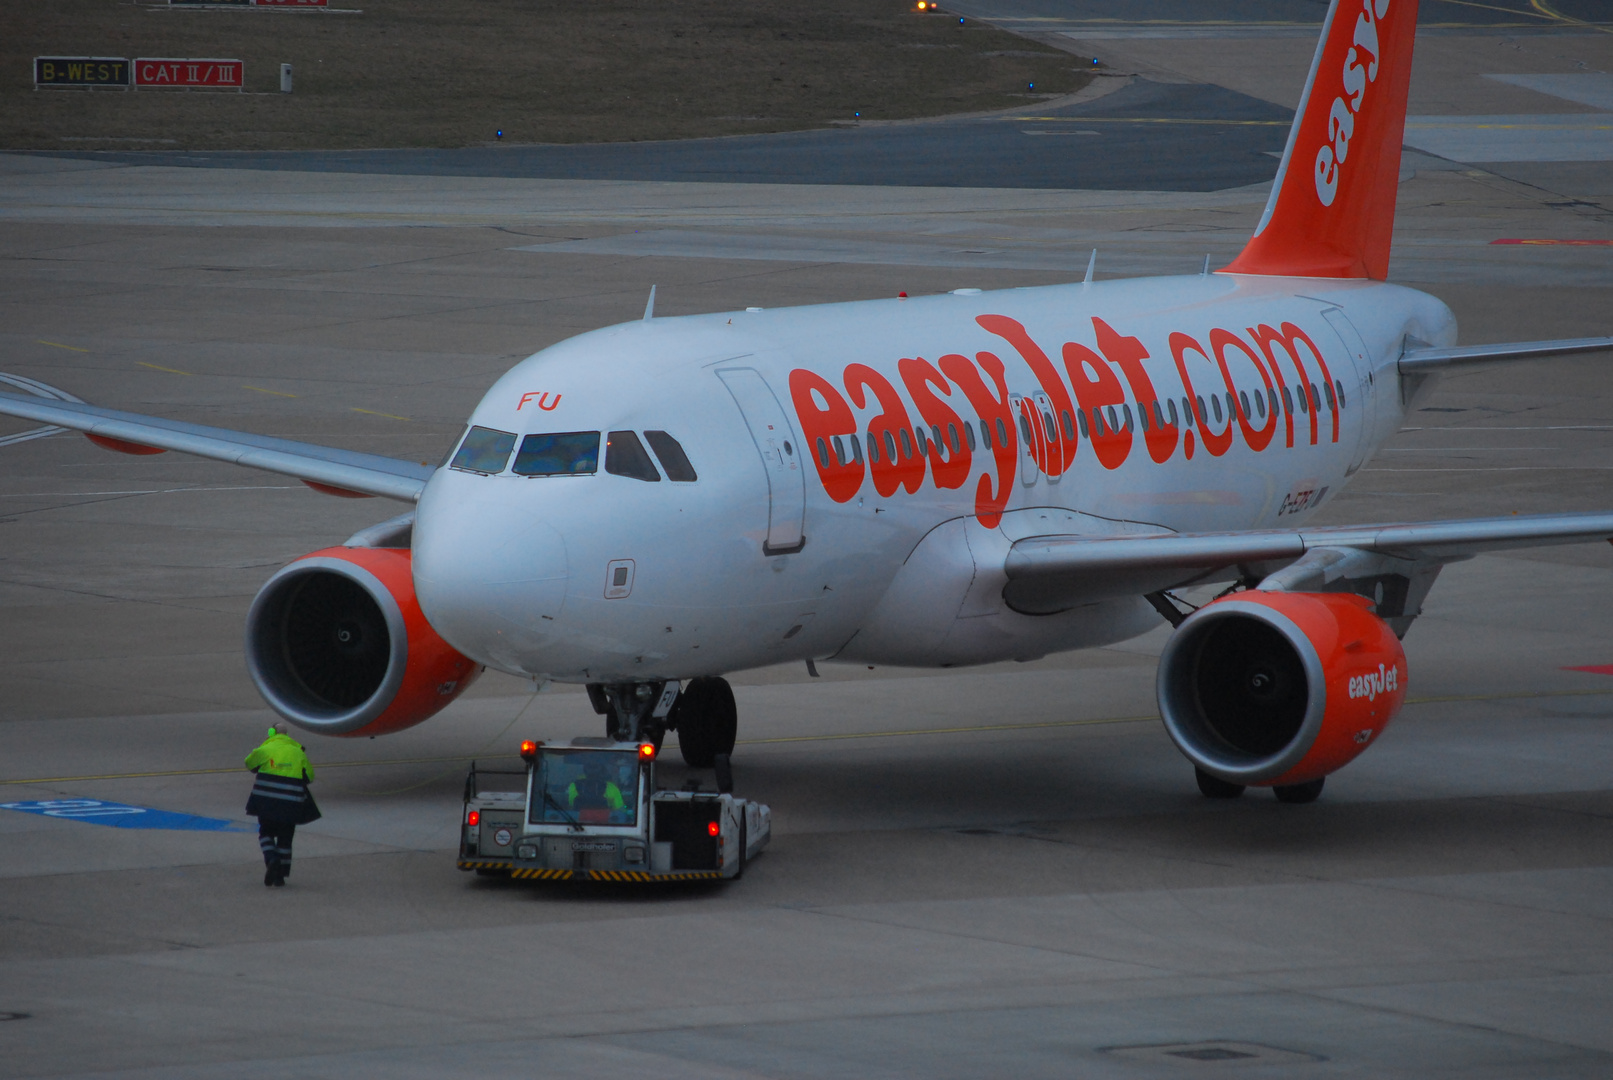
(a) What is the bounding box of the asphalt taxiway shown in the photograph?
[2,8,1613,1079]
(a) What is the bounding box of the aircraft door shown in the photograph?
[1010,394,1039,486]
[1320,309,1376,476]
[716,367,807,555]
[1032,391,1063,483]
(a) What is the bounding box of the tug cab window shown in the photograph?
[514,431,600,476]
[450,426,517,474]
[605,430,660,481]
[530,749,641,827]
[644,430,698,481]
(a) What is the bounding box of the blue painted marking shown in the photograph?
[0,799,252,832]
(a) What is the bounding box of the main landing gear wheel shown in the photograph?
[1273,777,1326,804]
[670,676,737,768]
[1195,767,1246,800]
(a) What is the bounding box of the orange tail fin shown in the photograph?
[1223,0,1418,280]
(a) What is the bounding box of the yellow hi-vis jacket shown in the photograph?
[245,729,315,781]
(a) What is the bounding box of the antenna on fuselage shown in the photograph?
[643,285,657,321]
[1202,254,1211,276]
[1082,249,1096,287]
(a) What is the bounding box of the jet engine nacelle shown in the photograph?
[1156,591,1406,787]
[246,547,481,737]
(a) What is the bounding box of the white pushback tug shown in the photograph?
[459,738,770,883]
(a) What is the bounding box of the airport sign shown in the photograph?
[133,58,245,90]
[34,57,130,88]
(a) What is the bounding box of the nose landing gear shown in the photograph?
[587,681,674,746]
[584,676,739,768]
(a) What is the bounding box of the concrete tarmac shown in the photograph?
[3,12,1613,1080]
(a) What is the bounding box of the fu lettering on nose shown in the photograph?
[517,391,562,411]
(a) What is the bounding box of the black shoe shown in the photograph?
[264,863,278,887]
[272,873,286,887]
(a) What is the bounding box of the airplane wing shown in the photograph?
[1399,336,1613,373]
[0,391,434,502]
[1004,510,1613,634]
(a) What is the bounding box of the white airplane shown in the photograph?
[4,0,1611,803]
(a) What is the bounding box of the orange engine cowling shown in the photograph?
[1156,591,1406,787]
[245,547,481,737]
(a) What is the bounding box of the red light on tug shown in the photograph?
[466,810,480,826]
[707,820,720,837]
[638,743,656,761]
[519,740,539,761]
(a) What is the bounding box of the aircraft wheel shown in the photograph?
[671,676,736,768]
[1273,777,1325,804]
[1195,766,1246,800]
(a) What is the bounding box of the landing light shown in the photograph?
[707,820,720,836]
[639,742,656,761]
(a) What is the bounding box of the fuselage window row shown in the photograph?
[842,375,1349,465]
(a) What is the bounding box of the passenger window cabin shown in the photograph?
[823,370,1355,480]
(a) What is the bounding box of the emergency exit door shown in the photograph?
[1320,308,1377,476]
[716,367,806,555]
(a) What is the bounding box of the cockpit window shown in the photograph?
[644,430,697,482]
[449,426,516,474]
[514,431,600,476]
[605,431,660,482]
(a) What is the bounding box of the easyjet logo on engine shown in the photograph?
[788,313,1344,527]
[1348,661,1399,702]
[1315,0,1391,207]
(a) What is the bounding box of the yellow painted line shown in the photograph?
[0,754,483,787]
[988,19,1320,26]
[737,685,1613,745]
[243,385,297,398]
[37,340,89,353]
[1011,116,1289,126]
[1407,122,1613,130]
[352,408,411,421]
[4,686,1610,787]
[138,362,192,375]
[1438,0,1562,19]
[1531,0,1613,34]
[738,713,1156,746]
[982,11,1590,28]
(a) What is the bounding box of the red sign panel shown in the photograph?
[133,58,243,89]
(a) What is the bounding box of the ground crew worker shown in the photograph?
[567,758,624,811]
[244,722,321,887]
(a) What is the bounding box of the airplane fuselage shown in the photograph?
[411,272,1456,684]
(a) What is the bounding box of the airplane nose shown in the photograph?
[413,475,569,672]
